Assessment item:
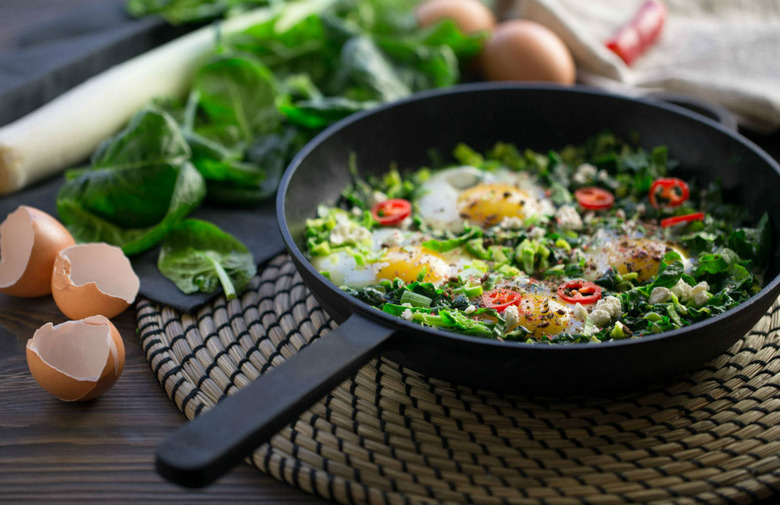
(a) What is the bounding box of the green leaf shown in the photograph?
[727,213,771,266]
[650,260,684,289]
[158,218,255,298]
[193,54,281,145]
[57,109,206,255]
[91,107,191,169]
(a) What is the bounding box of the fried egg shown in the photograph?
[416,166,554,232]
[582,230,690,282]
[312,229,471,288]
[501,280,585,338]
[375,246,450,284]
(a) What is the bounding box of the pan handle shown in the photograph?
[644,91,739,132]
[155,312,396,488]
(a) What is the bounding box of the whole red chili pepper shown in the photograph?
[606,0,666,66]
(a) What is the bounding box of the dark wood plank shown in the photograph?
[0,0,107,50]
[0,3,331,499]
[0,295,324,504]
[0,294,329,503]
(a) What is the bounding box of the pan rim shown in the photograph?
[277,82,780,353]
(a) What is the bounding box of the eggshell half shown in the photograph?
[0,205,75,297]
[26,315,125,402]
[416,0,496,34]
[480,20,576,85]
[52,243,140,320]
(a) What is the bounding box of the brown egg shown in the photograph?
[480,20,576,84]
[52,243,140,320]
[26,315,125,402]
[0,205,75,297]
[416,0,496,34]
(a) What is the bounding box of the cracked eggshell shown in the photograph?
[52,243,140,320]
[0,205,75,297]
[26,315,125,402]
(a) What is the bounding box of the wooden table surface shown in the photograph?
[2,2,780,505]
[0,1,327,503]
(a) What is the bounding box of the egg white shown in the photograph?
[415,166,554,232]
[312,224,477,289]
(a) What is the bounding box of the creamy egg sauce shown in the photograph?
[305,134,770,343]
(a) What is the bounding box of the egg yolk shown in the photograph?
[586,238,686,282]
[511,294,574,338]
[375,246,449,285]
[457,183,533,227]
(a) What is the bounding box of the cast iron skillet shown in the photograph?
[156,83,780,488]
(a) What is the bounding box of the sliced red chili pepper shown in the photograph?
[482,289,523,313]
[574,187,615,210]
[660,212,705,227]
[371,198,412,226]
[557,280,602,305]
[605,0,666,66]
[649,177,690,208]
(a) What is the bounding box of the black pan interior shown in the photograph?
[279,83,780,395]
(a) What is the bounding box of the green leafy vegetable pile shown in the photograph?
[56,0,486,298]
[306,132,771,343]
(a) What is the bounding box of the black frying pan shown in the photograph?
[156,83,780,488]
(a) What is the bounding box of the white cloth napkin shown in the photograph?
[501,0,780,132]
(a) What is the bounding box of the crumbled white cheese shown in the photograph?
[670,279,691,301]
[582,211,596,225]
[529,226,546,239]
[590,296,622,327]
[691,282,711,307]
[464,305,476,315]
[499,216,525,230]
[569,247,586,263]
[401,309,413,321]
[380,229,404,247]
[572,163,597,185]
[329,214,372,246]
[554,205,583,231]
[572,302,588,321]
[503,304,519,332]
[669,279,710,307]
[589,309,611,327]
[368,190,388,208]
[649,287,671,304]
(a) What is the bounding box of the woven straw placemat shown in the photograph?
[136,254,780,505]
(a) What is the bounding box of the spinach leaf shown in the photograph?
[650,259,684,289]
[727,213,771,266]
[158,218,255,299]
[193,54,281,145]
[56,109,206,255]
